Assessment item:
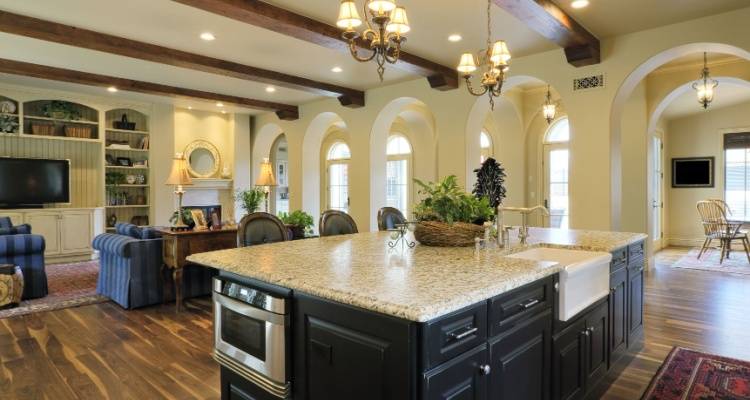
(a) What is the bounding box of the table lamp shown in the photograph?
[166,153,193,229]
[256,157,277,213]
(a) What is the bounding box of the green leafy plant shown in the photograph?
[473,157,507,210]
[0,115,18,133]
[413,175,494,225]
[105,171,125,185]
[169,209,194,226]
[278,210,314,229]
[235,187,265,215]
[42,101,82,120]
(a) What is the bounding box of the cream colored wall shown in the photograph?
[174,109,234,177]
[151,103,176,226]
[665,100,750,246]
[620,81,649,235]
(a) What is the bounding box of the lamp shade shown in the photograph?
[337,0,362,29]
[386,6,410,34]
[490,40,511,65]
[165,153,193,186]
[457,53,477,74]
[368,0,396,15]
[256,157,277,186]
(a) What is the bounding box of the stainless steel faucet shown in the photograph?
[497,205,550,245]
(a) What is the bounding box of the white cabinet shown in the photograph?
[1,208,104,262]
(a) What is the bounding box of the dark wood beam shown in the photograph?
[171,0,459,90]
[0,58,299,120]
[493,0,600,66]
[0,11,363,108]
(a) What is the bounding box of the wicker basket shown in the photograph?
[414,221,485,247]
[31,124,55,136]
[64,125,92,139]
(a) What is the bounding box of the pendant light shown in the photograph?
[542,85,557,124]
[692,52,718,109]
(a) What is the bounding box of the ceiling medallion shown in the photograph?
[692,52,718,109]
[336,0,410,82]
[456,0,511,110]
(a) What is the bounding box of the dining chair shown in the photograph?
[696,200,750,263]
[237,212,290,247]
[319,210,358,237]
[377,207,406,231]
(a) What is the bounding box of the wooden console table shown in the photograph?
[157,227,237,311]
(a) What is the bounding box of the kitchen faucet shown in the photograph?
[496,205,550,246]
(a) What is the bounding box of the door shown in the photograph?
[652,136,664,249]
[60,211,92,253]
[552,319,587,400]
[489,310,551,400]
[584,302,608,392]
[25,212,60,255]
[544,144,570,229]
[609,267,628,366]
[423,344,489,400]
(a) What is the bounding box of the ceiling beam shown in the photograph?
[0,58,299,120]
[0,11,363,108]
[171,0,459,90]
[493,0,600,66]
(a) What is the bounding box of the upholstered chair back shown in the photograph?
[237,212,289,247]
[377,207,406,231]
[319,210,358,237]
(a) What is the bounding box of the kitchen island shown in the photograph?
[189,227,647,400]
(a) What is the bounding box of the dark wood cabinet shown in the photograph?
[608,266,628,366]
[421,302,488,370]
[422,344,489,400]
[293,293,417,400]
[584,302,608,391]
[489,309,552,400]
[627,261,645,346]
[220,366,278,400]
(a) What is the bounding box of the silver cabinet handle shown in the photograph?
[519,299,540,309]
[449,327,478,341]
[583,329,590,337]
[479,364,491,375]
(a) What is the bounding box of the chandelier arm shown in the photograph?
[349,40,377,62]
[384,41,401,64]
[464,76,489,97]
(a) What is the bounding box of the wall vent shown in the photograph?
[573,74,605,91]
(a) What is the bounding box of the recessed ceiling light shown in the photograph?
[200,32,216,41]
[448,34,462,42]
[221,110,227,114]
[188,106,193,110]
[107,86,118,93]
[265,86,276,93]
[216,102,224,107]
[571,0,589,9]
[331,66,343,73]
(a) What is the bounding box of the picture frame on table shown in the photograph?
[190,209,208,230]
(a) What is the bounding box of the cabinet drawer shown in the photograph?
[422,344,488,400]
[628,241,645,263]
[610,247,627,272]
[488,276,553,337]
[421,302,487,370]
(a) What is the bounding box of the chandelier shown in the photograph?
[542,85,558,124]
[336,0,410,81]
[456,0,511,110]
[692,52,718,109]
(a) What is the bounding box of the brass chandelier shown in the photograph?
[456,0,511,110]
[336,0,410,81]
[692,52,718,109]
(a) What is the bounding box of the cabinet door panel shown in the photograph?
[24,213,60,254]
[422,345,488,400]
[552,319,586,400]
[489,309,551,400]
[60,212,92,253]
[628,262,644,346]
[609,267,627,366]
[585,302,608,391]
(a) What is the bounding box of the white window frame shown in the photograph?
[326,141,351,212]
[386,134,413,218]
[543,117,570,229]
[480,130,493,163]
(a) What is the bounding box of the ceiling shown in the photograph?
[0,0,747,113]
[661,79,750,120]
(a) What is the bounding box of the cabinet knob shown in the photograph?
[479,364,491,375]
[583,329,590,337]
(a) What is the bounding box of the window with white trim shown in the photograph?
[480,130,493,163]
[724,132,750,220]
[386,135,412,217]
[326,141,350,212]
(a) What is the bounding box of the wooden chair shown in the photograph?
[377,207,406,231]
[696,200,750,263]
[237,212,289,247]
[319,210,358,237]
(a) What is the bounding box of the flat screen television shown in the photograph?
[672,157,714,188]
[0,157,70,207]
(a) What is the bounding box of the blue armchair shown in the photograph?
[93,223,215,309]
[0,217,47,300]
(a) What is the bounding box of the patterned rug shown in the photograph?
[0,260,107,319]
[642,347,750,399]
[671,248,750,276]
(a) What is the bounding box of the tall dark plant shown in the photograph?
[473,157,507,210]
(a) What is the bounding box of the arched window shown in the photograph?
[270,135,289,214]
[386,135,412,217]
[480,130,493,163]
[326,142,351,212]
[543,118,570,229]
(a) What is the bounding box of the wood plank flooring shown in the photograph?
[1,247,749,399]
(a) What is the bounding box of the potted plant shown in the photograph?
[412,175,494,247]
[169,209,195,229]
[278,210,314,240]
[473,157,507,211]
[235,187,265,216]
[105,171,125,206]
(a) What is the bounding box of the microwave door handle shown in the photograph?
[214,292,287,326]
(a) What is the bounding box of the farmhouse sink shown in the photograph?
[507,247,612,321]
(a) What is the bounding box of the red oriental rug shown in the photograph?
[642,347,750,399]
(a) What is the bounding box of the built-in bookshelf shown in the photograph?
[104,108,151,230]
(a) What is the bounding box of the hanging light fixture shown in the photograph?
[456,0,511,110]
[542,85,558,124]
[692,52,718,109]
[336,0,410,81]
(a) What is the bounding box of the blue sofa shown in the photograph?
[0,217,47,300]
[93,223,215,309]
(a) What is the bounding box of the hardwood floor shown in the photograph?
[1,247,749,399]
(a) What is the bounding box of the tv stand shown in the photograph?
[0,204,44,209]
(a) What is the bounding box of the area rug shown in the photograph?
[642,347,750,399]
[671,248,750,276]
[0,260,106,319]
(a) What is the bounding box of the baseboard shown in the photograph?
[47,252,96,264]
[668,237,748,250]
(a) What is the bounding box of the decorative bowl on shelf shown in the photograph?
[414,221,485,247]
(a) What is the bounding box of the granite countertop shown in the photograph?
[188,228,647,322]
